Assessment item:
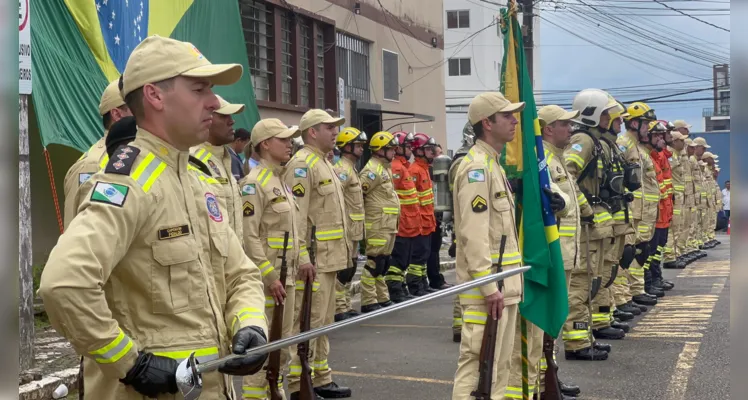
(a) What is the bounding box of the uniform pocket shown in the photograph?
[151,237,204,314]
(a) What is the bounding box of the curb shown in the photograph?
[19,367,78,400]
[349,259,455,296]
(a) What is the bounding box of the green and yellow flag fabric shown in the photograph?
[499,6,568,337]
[31,0,260,152]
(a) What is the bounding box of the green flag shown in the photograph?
[499,6,569,337]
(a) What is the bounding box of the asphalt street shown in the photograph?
[322,235,730,400]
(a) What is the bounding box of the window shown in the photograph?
[448,58,471,76]
[383,50,399,101]
[239,0,336,110]
[336,32,371,103]
[447,10,470,29]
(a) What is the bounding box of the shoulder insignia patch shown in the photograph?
[468,169,485,183]
[273,187,282,196]
[105,146,141,175]
[292,183,305,197]
[338,172,348,182]
[90,182,129,207]
[241,183,256,196]
[471,195,488,213]
[79,173,93,185]
[618,144,627,152]
[158,225,190,240]
[294,168,308,178]
[243,201,255,217]
[205,193,223,222]
[367,171,377,180]
[571,144,583,152]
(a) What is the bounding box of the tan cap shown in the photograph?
[698,160,707,166]
[692,137,711,148]
[538,105,580,128]
[99,79,126,116]
[672,120,692,130]
[685,138,695,146]
[251,118,301,146]
[122,35,243,97]
[701,151,715,159]
[299,109,345,132]
[215,95,245,115]
[671,131,688,140]
[468,92,525,125]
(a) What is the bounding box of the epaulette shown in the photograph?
[189,155,212,176]
[105,145,141,175]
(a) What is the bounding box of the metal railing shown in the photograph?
[703,104,730,117]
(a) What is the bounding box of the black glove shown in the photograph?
[543,187,566,213]
[580,214,594,225]
[624,192,635,203]
[620,244,635,270]
[448,241,456,258]
[120,352,178,398]
[218,326,268,376]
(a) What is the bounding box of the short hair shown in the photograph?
[234,128,251,141]
[124,78,175,119]
[472,113,497,140]
[102,111,113,130]
[726,180,730,184]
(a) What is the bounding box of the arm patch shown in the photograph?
[105,146,141,175]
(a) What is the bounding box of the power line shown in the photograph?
[652,0,730,32]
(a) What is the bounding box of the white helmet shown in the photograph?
[572,89,618,128]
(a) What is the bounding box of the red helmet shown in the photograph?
[411,133,436,151]
[658,119,674,131]
[392,131,414,147]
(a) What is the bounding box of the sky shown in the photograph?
[535,0,730,132]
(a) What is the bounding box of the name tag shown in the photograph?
[158,225,190,240]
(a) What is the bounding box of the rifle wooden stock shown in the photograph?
[542,332,562,400]
[298,226,316,399]
[470,235,507,400]
[266,232,290,400]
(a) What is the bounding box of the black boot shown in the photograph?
[334,312,350,322]
[611,321,630,333]
[314,382,352,398]
[345,310,361,318]
[613,309,634,321]
[593,342,612,352]
[559,381,581,396]
[378,300,393,308]
[360,303,382,313]
[592,327,625,340]
[646,286,665,297]
[290,391,324,400]
[675,259,686,269]
[401,282,417,300]
[652,278,673,291]
[630,301,649,312]
[663,261,678,269]
[565,346,608,361]
[632,294,657,306]
[387,282,408,303]
[453,331,461,343]
[617,303,641,315]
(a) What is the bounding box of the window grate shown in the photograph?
[382,50,399,101]
[316,25,326,108]
[239,0,274,101]
[300,20,312,107]
[280,11,293,104]
[336,31,370,103]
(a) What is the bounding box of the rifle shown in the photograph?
[470,235,507,400]
[542,332,562,400]
[297,226,316,400]
[266,232,290,400]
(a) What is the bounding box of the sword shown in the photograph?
[175,266,530,399]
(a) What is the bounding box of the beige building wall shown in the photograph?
[261,0,447,146]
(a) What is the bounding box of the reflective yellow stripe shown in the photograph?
[365,222,373,230]
[231,308,265,333]
[305,153,320,168]
[613,211,626,221]
[490,252,521,265]
[153,346,220,363]
[594,212,612,223]
[243,385,269,399]
[98,154,109,170]
[396,188,417,196]
[459,288,484,300]
[349,213,365,221]
[463,311,488,325]
[367,238,387,246]
[673,209,681,215]
[563,330,589,340]
[89,329,133,364]
[313,359,329,371]
[295,280,320,292]
[258,260,274,277]
[418,188,433,197]
[382,207,399,214]
[265,296,275,308]
[633,191,643,199]
[505,387,524,399]
[559,226,577,237]
[592,313,610,322]
[565,154,584,168]
[577,193,588,206]
[399,198,419,205]
[316,229,344,241]
[268,237,293,249]
[471,270,491,279]
[257,168,273,187]
[131,153,167,193]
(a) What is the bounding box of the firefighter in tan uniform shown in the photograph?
[617,102,661,303]
[670,122,699,265]
[39,36,269,400]
[662,128,689,268]
[191,95,246,238]
[691,137,711,248]
[239,119,306,400]
[283,109,352,399]
[700,150,719,247]
[332,127,368,321]
[452,92,525,400]
[685,139,706,256]
[63,79,132,229]
[358,131,401,312]
[561,89,616,361]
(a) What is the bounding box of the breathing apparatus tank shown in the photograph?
[432,153,453,213]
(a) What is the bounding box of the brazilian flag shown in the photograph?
[499,5,568,337]
[32,0,261,152]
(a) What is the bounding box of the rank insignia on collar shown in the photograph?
[471,195,487,213]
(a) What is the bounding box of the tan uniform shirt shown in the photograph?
[39,130,268,400]
[617,130,659,227]
[63,135,110,229]
[359,156,400,237]
[563,128,613,240]
[334,156,365,242]
[544,140,583,271]
[453,139,523,306]
[690,155,703,207]
[240,157,303,289]
[282,144,350,272]
[668,146,686,213]
[192,143,244,240]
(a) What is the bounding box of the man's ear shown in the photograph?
[142,83,165,111]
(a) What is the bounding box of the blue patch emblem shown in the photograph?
[294,168,307,178]
[205,193,223,222]
[618,144,627,152]
[241,183,256,195]
[79,173,92,185]
[338,172,348,181]
[571,144,583,152]
[367,171,376,180]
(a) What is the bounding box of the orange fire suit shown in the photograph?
[385,156,421,296]
[406,157,436,294]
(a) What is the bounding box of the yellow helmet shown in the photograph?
[369,131,398,152]
[336,127,368,148]
[648,120,667,133]
[624,102,656,121]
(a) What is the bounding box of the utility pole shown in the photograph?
[521,0,535,83]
